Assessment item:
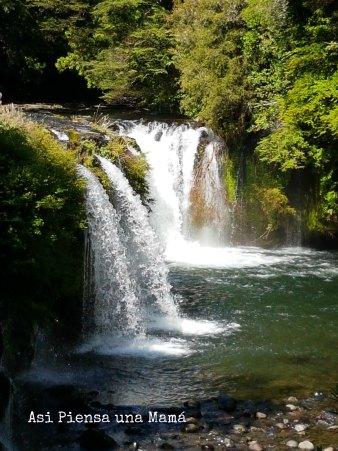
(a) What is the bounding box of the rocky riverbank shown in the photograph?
[10,379,337,450]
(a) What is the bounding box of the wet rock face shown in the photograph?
[217,394,237,412]
[0,371,10,420]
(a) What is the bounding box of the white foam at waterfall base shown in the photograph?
[77,316,236,357]
[166,238,290,268]
[78,335,190,357]
[148,315,239,336]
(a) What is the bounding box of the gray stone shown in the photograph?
[286,404,299,411]
[217,394,237,412]
[298,441,314,450]
[294,424,308,433]
[248,440,263,451]
[286,440,298,448]
[184,423,199,433]
[186,417,199,425]
[323,447,334,451]
[287,397,299,403]
[256,412,267,419]
[233,424,246,434]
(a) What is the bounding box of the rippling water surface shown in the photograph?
[26,246,338,406]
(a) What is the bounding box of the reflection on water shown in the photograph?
[22,246,338,405]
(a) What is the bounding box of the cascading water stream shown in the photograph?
[77,165,144,337]
[118,121,232,264]
[97,156,178,319]
[119,122,206,245]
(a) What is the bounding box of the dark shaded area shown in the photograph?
[0,67,100,104]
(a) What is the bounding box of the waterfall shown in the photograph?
[118,121,229,252]
[97,156,178,319]
[78,161,179,341]
[119,122,204,242]
[77,165,144,337]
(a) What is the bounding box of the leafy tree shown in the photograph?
[57,0,178,110]
[172,0,250,141]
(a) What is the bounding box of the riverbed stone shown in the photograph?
[248,440,263,451]
[201,445,215,450]
[298,441,314,450]
[223,438,232,447]
[286,440,298,448]
[186,417,199,425]
[233,424,246,434]
[159,443,175,450]
[294,424,308,433]
[323,447,334,451]
[217,394,237,412]
[79,429,118,449]
[256,412,267,419]
[286,404,299,411]
[185,423,199,433]
[288,397,299,403]
[276,422,286,429]
[241,399,257,416]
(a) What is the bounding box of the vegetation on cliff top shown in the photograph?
[0,107,85,368]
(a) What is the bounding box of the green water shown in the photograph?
[26,246,337,406]
[170,247,338,401]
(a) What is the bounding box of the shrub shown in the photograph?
[0,106,85,330]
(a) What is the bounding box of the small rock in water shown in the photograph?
[288,397,299,403]
[286,404,299,411]
[223,438,232,447]
[160,443,175,450]
[184,423,199,433]
[217,393,237,412]
[186,417,199,425]
[294,424,308,433]
[256,412,267,419]
[79,429,118,449]
[233,424,246,434]
[248,440,263,451]
[298,441,314,450]
[323,447,335,451]
[276,422,286,429]
[241,400,257,417]
[286,440,298,448]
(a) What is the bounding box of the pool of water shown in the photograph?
[24,246,338,406]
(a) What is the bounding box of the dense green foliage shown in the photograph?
[173,0,337,237]
[0,0,336,240]
[57,0,178,110]
[0,108,85,336]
